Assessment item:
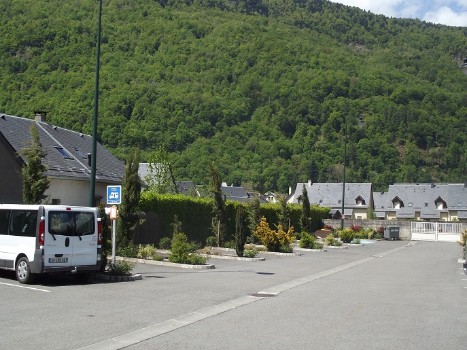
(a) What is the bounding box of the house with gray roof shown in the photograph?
[0,112,124,206]
[373,183,467,221]
[221,183,266,203]
[288,181,374,219]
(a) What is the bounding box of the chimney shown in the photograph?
[34,111,47,122]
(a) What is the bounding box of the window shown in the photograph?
[52,199,61,205]
[48,211,95,236]
[9,210,38,237]
[0,210,10,235]
[355,196,365,206]
[54,146,74,159]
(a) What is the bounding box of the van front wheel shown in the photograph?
[16,257,35,284]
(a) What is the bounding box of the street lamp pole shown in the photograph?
[89,0,102,207]
[341,115,347,230]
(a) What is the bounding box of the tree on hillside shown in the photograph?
[209,163,226,247]
[118,148,142,247]
[300,185,312,234]
[21,124,50,204]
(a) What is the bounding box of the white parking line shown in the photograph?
[0,282,50,293]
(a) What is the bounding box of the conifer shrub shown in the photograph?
[169,232,207,265]
[253,217,294,252]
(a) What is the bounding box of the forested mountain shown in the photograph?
[1,0,466,192]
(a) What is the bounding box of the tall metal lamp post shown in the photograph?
[89,0,103,207]
[341,115,347,230]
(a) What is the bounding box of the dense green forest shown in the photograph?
[1,0,466,192]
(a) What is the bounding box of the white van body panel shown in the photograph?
[0,204,102,281]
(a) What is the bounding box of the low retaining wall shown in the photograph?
[324,219,466,241]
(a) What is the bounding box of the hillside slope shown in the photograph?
[0,0,466,191]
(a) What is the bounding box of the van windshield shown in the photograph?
[48,211,95,236]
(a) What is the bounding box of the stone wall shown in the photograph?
[323,219,466,240]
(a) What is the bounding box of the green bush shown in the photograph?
[159,237,172,250]
[169,232,207,265]
[313,241,324,249]
[299,232,316,249]
[136,244,162,260]
[223,240,236,249]
[338,228,355,243]
[325,233,343,247]
[108,260,135,276]
[243,249,257,258]
[117,242,136,257]
[205,236,217,247]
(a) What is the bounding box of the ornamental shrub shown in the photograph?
[205,236,217,247]
[243,249,257,258]
[253,217,294,252]
[108,260,135,276]
[136,244,162,260]
[169,232,207,265]
[325,233,343,247]
[338,228,355,243]
[159,237,172,250]
[299,232,316,249]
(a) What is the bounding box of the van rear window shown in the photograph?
[48,211,95,236]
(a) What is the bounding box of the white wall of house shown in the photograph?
[353,208,368,220]
[44,178,111,206]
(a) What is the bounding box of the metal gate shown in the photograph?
[411,222,462,242]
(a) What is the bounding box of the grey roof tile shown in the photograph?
[0,113,124,183]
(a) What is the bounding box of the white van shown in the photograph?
[0,204,102,283]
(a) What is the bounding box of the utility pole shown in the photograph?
[89,0,102,207]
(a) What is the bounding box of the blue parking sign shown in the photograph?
[107,185,122,205]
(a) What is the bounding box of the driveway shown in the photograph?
[1,240,465,350]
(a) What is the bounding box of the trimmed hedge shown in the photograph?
[139,192,330,245]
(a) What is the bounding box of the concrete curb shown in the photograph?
[93,273,143,282]
[200,254,265,262]
[293,247,328,253]
[116,256,215,270]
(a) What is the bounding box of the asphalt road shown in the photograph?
[0,240,466,350]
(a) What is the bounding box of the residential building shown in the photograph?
[373,183,467,221]
[0,112,124,206]
[288,181,373,219]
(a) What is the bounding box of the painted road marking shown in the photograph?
[78,243,410,350]
[0,282,51,293]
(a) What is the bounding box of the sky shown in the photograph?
[330,0,467,27]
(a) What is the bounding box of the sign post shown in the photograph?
[107,186,122,265]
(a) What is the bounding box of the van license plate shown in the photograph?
[49,257,68,263]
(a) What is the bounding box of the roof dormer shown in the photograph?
[355,196,365,206]
[435,196,447,210]
[392,196,404,209]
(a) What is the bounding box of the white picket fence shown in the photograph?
[411,222,463,242]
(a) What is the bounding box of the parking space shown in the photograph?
[2,240,464,350]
